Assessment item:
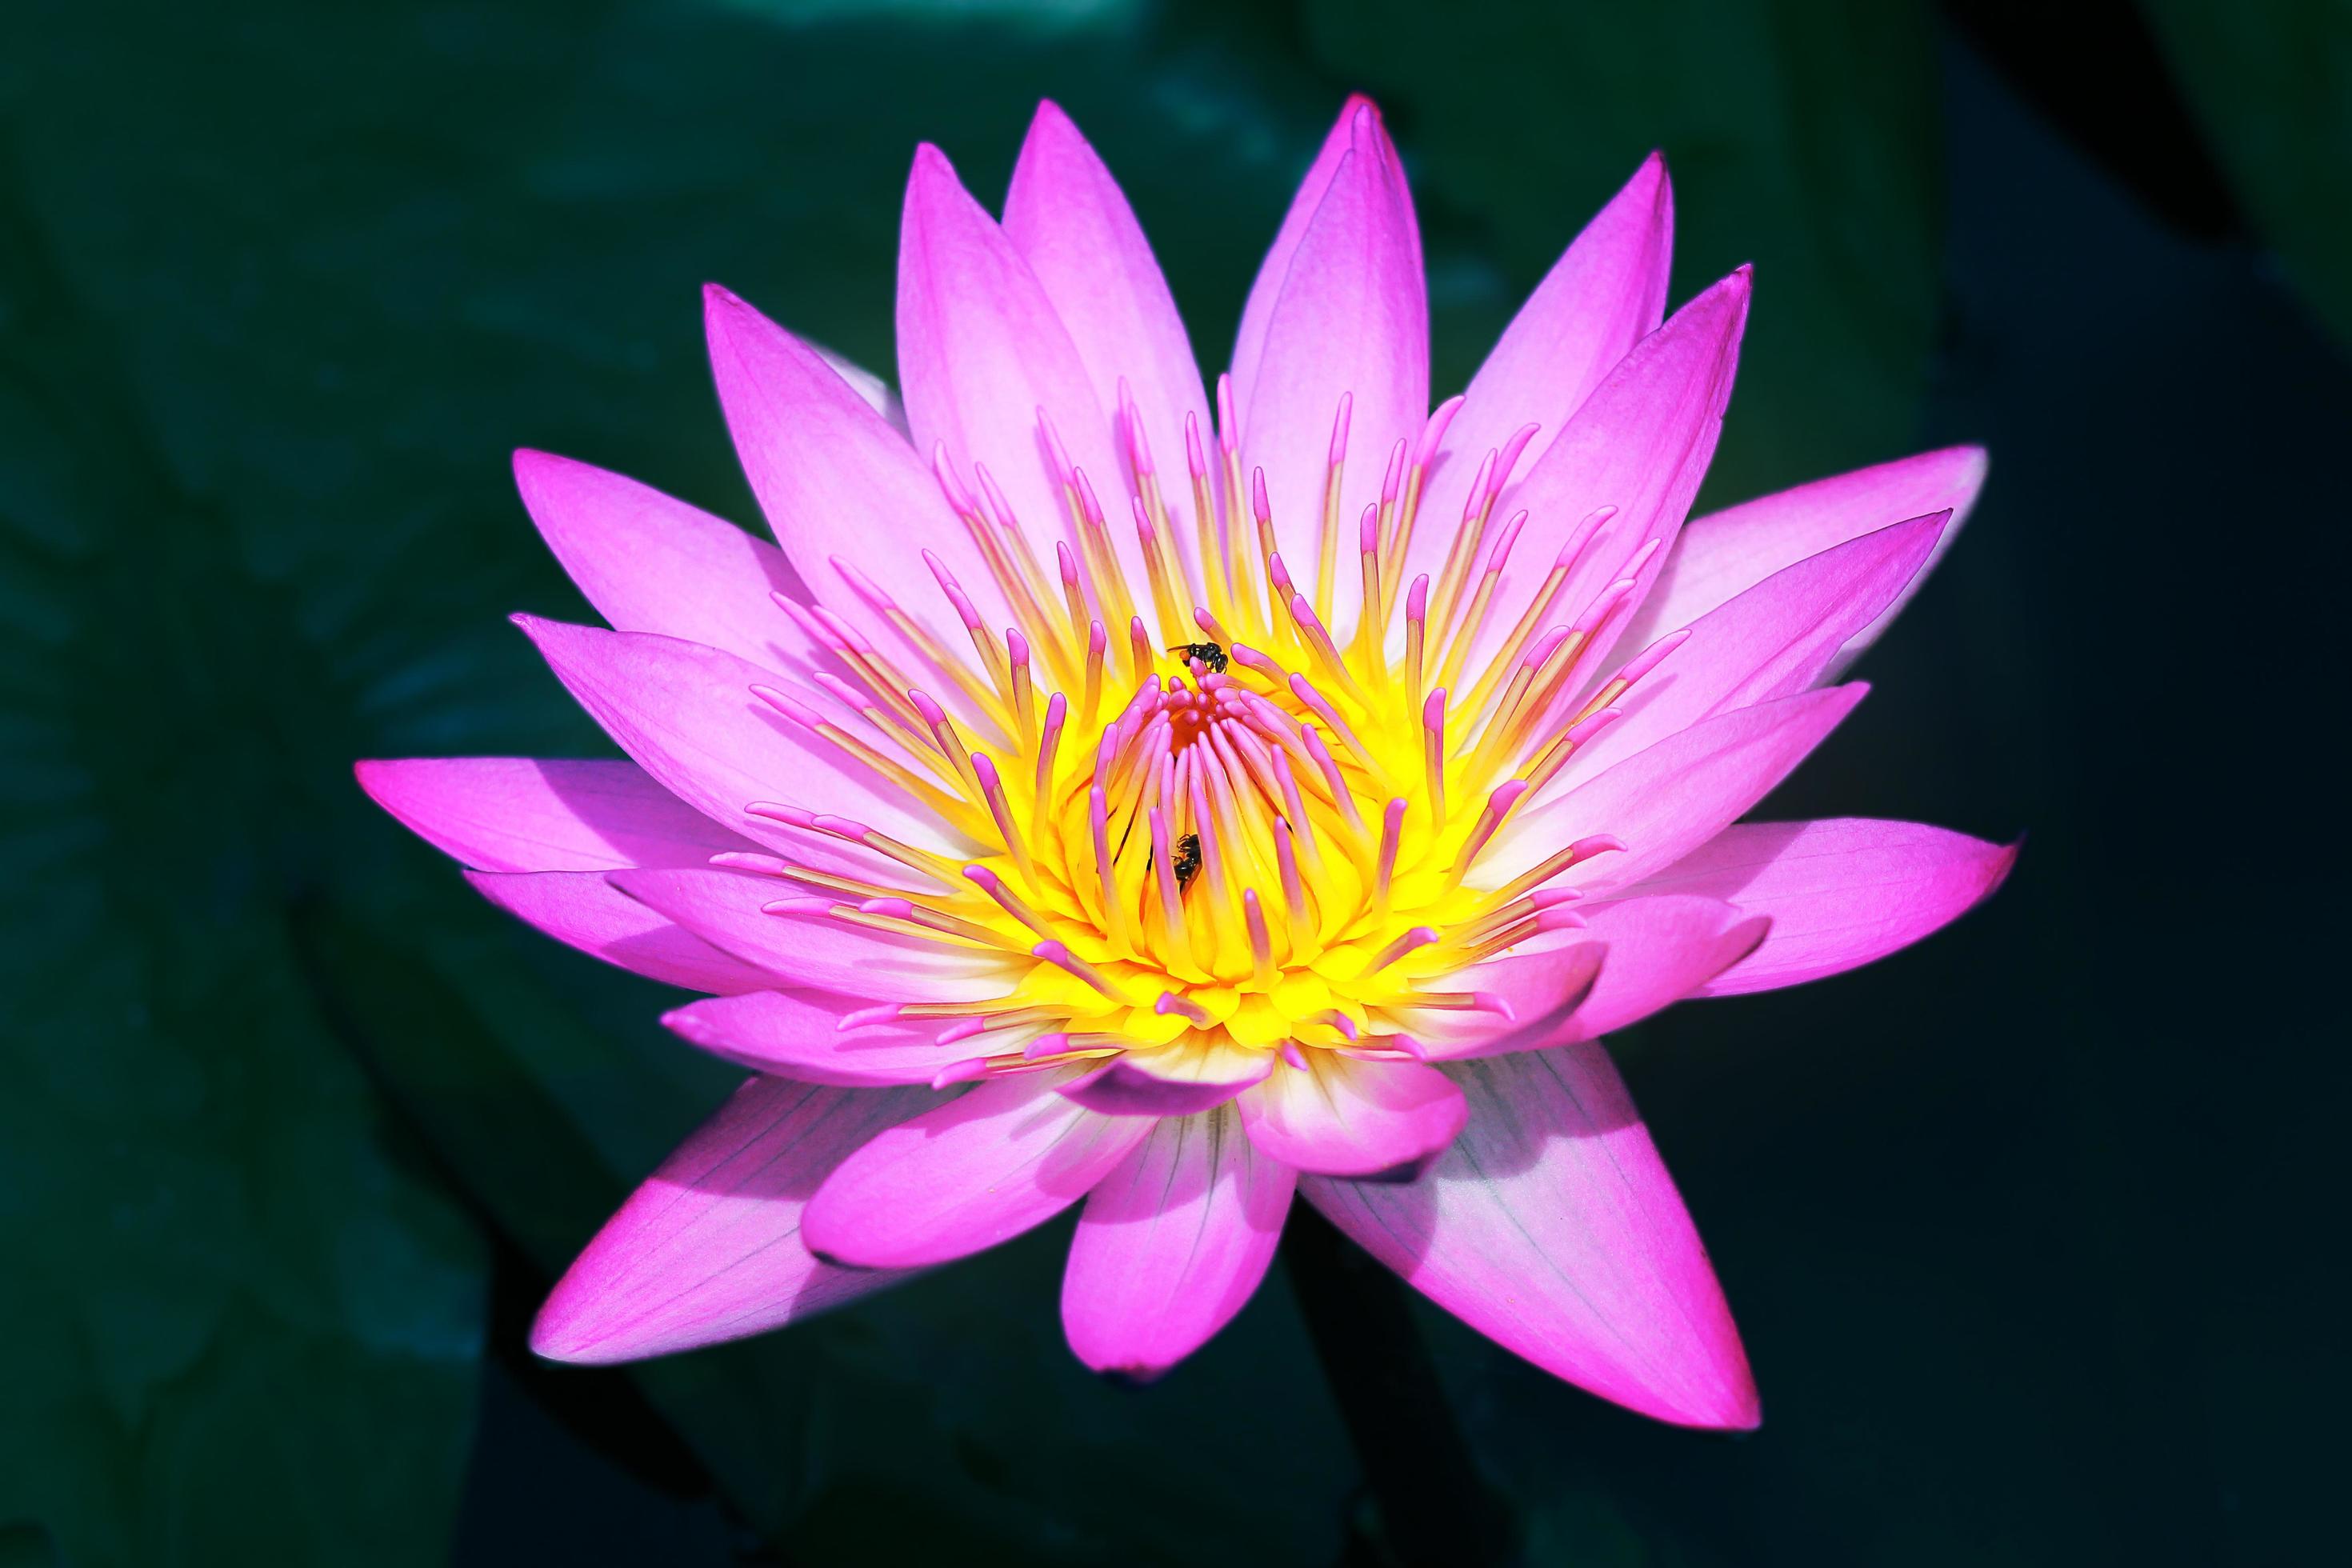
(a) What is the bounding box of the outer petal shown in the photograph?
[512,450,821,672]
[896,146,1147,607]
[357,757,756,873]
[802,1072,1150,1269]
[1416,152,1674,535]
[1004,99,1211,574]
[1304,1048,1757,1429]
[1618,446,1990,678]
[1230,95,1391,409]
[531,1077,934,1363]
[1423,270,1750,682]
[1239,102,1426,634]
[1621,818,2019,995]
[1238,1054,1466,1182]
[703,284,980,637]
[1486,682,1869,895]
[610,867,1005,1005]
[1431,896,1768,1061]
[465,870,774,994]
[663,990,970,1086]
[514,616,962,866]
[1060,1106,1295,1381]
[1571,512,1945,778]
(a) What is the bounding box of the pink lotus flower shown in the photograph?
[358,98,2013,1429]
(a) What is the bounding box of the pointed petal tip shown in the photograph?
[510,445,560,481]
[526,1298,624,1366]
[527,1253,682,1366]
[351,758,430,834]
[1564,1338,1760,1430]
[1676,264,1753,325]
[909,140,958,186]
[702,280,755,324]
[1578,1333,1761,1429]
[1670,1377,1762,1432]
[525,1316,594,1365]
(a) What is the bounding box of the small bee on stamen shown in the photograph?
[1168,641,1227,674]
[1172,832,1202,890]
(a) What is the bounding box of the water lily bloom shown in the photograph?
[358,98,2013,1429]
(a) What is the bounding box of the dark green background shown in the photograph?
[2,2,2343,1563]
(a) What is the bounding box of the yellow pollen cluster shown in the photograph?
[759,382,1670,1087]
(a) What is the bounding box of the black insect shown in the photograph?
[1168,641,1227,674]
[1172,832,1203,890]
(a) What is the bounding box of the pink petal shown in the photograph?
[1571,512,1946,779]
[610,867,1004,1005]
[1003,99,1211,571]
[802,1072,1151,1269]
[511,450,822,672]
[514,615,960,869]
[1434,895,1766,1059]
[1621,818,2019,995]
[1552,896,1770,1037]
[355,757,754,873]
[1304,1049,1758,1429]
[1486,682,1869,896]
[1060,1106,1295,1381]
[1415,152,1673,536]
[1392,943,1603,1060]
[1618,446,1990,678]
[663,990,968,1086]
[1230,96,1398,410]
[1433,269,1751,682]
[1058,1038,1274,1118]
[531,1076,933,1363]
[896,145,1146,608]
[806,341,907,433]
[1420,271,1759,690]
[1238,1054,1466,1182]
[1238,102,1426,633]
[702,284,977,638]
[465,870,774,994]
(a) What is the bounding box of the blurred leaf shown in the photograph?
[1297,0,1945,508]
[0,152,485,1565]
[2142,0,2352,346]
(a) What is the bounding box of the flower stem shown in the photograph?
[1280,1201,1519,1567]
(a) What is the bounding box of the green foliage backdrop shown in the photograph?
[3,1,2346,1563]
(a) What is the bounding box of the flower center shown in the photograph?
[759,378,1678,1085]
